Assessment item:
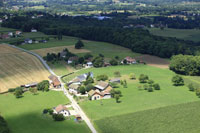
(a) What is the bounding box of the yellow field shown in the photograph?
[31,45,90,57]
[0,44,50,93]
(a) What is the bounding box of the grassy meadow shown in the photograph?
[63,65,200,133]
[0,91,90,133]
[149,28,200,42]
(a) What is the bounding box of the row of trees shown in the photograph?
[170,54,200,76]
[9,80,50,98]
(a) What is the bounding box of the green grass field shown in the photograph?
[19,36,77,50]
[19,36,140,59]
[63,65,200,133]
[0,91,90,133]
[95,101,200,133]
[149,28,200,42]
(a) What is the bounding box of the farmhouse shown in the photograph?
[8,32,13,37]
[95,81,109,91]
[24,82,38,88]
[86,62,93,67]
[54,105,70,117]
[1,34,9,39]
[88,89,111,100]
[31,28,37,32]
[16,31,22,35]
[25,38,33,44]
[122,56,137,64]
[109,78,120,83]
[68,56,78,64]
[60,51,67,58]
[48,75,61,88]
[69,72,94,85]
[68,83,80,94]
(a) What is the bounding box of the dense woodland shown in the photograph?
[170,54,200,76]
[2,12,200,58]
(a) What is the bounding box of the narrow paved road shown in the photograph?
[7,44,97,133]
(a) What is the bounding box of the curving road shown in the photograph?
[7,44,97,133]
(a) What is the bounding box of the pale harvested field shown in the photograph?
[135,54,169,69]
[32,45,90,57]
[0,44,50,93]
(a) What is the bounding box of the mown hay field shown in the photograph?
[0,44,50,92]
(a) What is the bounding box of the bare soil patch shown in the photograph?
[135,54,169,69]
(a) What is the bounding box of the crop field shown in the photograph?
[149,28,200,42]
[0,91,90,133]
[0,44,50,92]
[63,65,200,133]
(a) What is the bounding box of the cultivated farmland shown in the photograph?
[0,44,50,92]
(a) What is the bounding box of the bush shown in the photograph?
[172,75,184,86]
[92,56,104,67]
[8,88,15,92]
[96,74,108,81]
[129,73,136,80]
[188,83,195,91]
[139,74,149,83]
[153,83,160,90]
[14,87,24,98]
[114,71,121,77]
[52,114,65,121]
[75,40,84,49]
[147,86,153,92]
[85,84,94,92]
[110,82,119,88]
[43,109,49,114]
[84,53,93,59]
[123,80,127,88]
[83,77,94,86]
[49,109,54,115]
[148,79,154,85]
[109,59,118,66]
[143,84,148,90]
[79,86,86,94]
[196,88,200,98]
[37,80,49,91]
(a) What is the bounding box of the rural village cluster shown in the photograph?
[16,53,137,121]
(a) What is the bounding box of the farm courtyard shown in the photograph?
[0,44,50,93]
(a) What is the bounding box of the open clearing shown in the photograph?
[63,65,200,133]
[0,91,90,133]
[135,54,169,68]
[0,44,50,92]
[32,45,90,57]
[149,28,200,42]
